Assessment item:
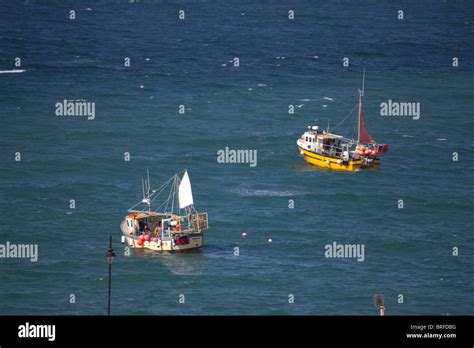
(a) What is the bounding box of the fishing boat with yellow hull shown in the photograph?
[120,170,209,252]
[297,72,388,171]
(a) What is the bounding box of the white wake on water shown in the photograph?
[0,69,25,73]
[232,187,301,197]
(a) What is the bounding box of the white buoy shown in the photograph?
[242,232,248,238]
[268,238,272,243]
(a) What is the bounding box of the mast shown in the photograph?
[357,68,365,143]
[356,68,374,144]
[357,89,362,143]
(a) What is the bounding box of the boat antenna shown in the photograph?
[147,169,151,212]
[147,169,151,198]
[140,170,152,212]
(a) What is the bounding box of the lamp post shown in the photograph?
[105,235,116,316]
[374,294,385,316]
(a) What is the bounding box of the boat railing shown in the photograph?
[189,212,209,232]
[316,143,345,158]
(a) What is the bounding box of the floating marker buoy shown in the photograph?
[268,238,272,243]
[242,232,248,238]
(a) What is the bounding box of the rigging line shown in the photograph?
[331,103,358,132]
[351,102,359,141]
[149,180,172,205]
[154,198,168,212]
[171,175,176,214]
[166,176,176,213]
[150,175,175,198]
[147,174,176,209]
[163,181,172,213]
[164,175,176,213]
[171,176,177,212]
[129,173,175,211]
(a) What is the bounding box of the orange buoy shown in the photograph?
[144,234,150,241]
[139,234,145,241]
[371,150,376,156]
[137,239,144,246]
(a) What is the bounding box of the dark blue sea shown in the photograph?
[1,0,473,315]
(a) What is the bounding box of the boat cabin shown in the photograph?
[302,129,345,157]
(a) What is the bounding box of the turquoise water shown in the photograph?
[0,0,473,315]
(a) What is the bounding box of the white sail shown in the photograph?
[178,170,194,209]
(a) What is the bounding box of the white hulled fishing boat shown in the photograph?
[120,170,209,252]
